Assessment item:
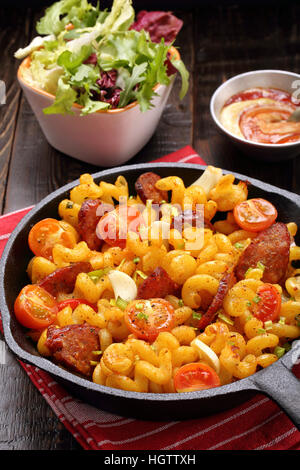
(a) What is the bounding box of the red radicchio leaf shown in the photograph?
[130,10,183,45]
[83,52,98,65]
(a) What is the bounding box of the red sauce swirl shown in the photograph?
[223,87,300,144]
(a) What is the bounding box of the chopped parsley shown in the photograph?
[192,311,202,320]
[137,312,149,321]
[234,242,244,250]
[253,295,261,304]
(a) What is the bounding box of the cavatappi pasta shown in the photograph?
[14,167,300,394]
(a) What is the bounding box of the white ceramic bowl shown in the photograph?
[210,69,300,161]
[18,48,179,167]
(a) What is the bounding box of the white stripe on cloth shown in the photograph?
[0,233,12,241]
[0,205,34,220]
[177,154,202,163]
[162,397,269,450]
[96,421,180,447]
[208,410,283,450]
[255,427,297,450]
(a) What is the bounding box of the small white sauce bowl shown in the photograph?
[17,47,179,167]
[210,69,300,161]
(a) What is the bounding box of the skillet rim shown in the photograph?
[1,162,300,403]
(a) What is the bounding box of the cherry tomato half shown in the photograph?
[233,198,277,232]
[28,218,77,261]
[57,298,97,312]
[174,362,221,393]
[124,298,175,342]
[97,205,143,249]
[252,283,282,323]
[14,285,58,330]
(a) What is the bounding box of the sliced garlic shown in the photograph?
[190,166,223,196]
[191,337,221,374]
[108,270,137,302]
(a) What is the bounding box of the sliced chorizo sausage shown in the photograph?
[135,172,168,204]
[46,323,100,377]
[78,199,103,251]
[197,271,235,331]
[235,222,290,284]
[39,261,92,297]
[171,209,215,232]
[137,266,180,299]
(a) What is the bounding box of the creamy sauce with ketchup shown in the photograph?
[220,87,300,144]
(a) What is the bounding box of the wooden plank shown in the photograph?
[0,7,32,213]
[192,2,300,192]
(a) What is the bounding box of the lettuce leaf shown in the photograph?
[135,40,170,112]
[43,77,77,114]
[118,63,148,108]
[22,0,189,115]
[36,0,99,36]
[170,58,190,100]
[57,44,92,72]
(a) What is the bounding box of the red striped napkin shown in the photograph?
[0,146,299,450]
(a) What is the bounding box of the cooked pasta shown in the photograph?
[13,168,300,394]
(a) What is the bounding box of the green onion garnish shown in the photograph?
[253,295,261,304]
[92,350,102,355]
[218,313,234,326]
[137,312,149,321]
[264,320,273,330]
[89,360,98,366]
[192,311,202,320]
[178,299,184,307]
[136,303,144,310]
[133,257,140,264]
[234,242,244,250]
[136,270,148,280]
[116,297,129,311]
[245,268,253,276]
[279,316,286,325]
[274,346,285,359]
[257,328,266,334]
[257,261,265,271]
[246,301,252,308]
[88,267,111,282]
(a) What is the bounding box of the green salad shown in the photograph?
[15,0,189,115]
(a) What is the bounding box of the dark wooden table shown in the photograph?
[1,0,300,450]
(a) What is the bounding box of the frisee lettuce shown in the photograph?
[16,0,189,115]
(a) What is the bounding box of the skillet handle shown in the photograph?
[251,359,300,430]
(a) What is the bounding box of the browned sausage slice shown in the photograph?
[78,199,103,251]
[46,323,100,377]
[39,261,92,297]
[235,222,290,284]
[135,172,168,204]
[171,209,215,232]
[197,271,235,331]
[137,266,180,299]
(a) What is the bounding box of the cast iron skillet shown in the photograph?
[1,163,300,427]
